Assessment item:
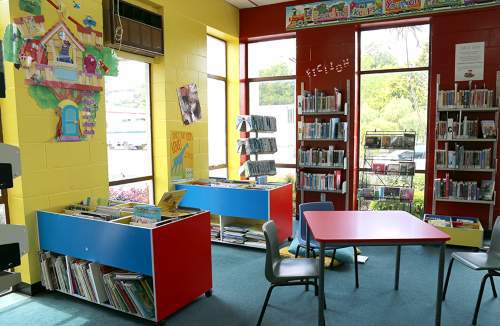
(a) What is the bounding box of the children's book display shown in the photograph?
[358,131,416,213]
[423,214,484,248]
[175,179,293,249]
[432,74,499,230]
[237,115,277,178]
[37,193,213,322]
[297,81,351,211]
[2,2,118,142]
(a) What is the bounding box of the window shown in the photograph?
[0,117,8,225]
[207,35,227,178]
[358,24,430,217]
[105,59,154,204]
[248,38,297,182]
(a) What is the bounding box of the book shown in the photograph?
[88,263,109,304]
[479,180,495,200]
[480,120,496,138]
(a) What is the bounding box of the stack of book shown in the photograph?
[210,224,221,240]
[298,88,343,114]
[222,225,248,244]
[237,138,277,155]
[433,175,494,200]
[130,205,162,227]
[298,118,347,140]
[239,160,276,177]
[237,115,277,132]
[39,252,69,292]
[244,228,266,246]
[298,146,344,168]
[438,88,495,108]
[102,272,155,319]
[435,146,491,169]
[298,171,343,192]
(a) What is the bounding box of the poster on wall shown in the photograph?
[455,42,485,81]
[177,83,202,125]
[286,0,499,31]
[170,131,193,181]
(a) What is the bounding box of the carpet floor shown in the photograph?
[1,244,499,325]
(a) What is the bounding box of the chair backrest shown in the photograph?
[262,221,281,283]
[298,202,335,242]
[488,217,500,258]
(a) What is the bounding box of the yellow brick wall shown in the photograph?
[0,0,108,284]
[0,0,240,284]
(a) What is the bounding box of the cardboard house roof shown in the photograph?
[40,20,85,52]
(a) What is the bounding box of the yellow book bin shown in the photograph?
[423,214,484,248]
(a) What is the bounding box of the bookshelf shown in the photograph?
[296,80,350,210]
[175,179,293,249]
[37,210,212,322]
[357,131,416,213]
[432,74,499,229]
[237,115,277,179]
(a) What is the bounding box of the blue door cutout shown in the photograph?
[61,105,80,140]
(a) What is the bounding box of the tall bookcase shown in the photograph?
[296,80,350,211]
[432,74,498,229]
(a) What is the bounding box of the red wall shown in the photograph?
[240,3,500,228]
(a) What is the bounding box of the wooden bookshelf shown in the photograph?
[296,80,351,211]
[432,73,499,229]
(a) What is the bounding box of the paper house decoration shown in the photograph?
[56,100,82,142]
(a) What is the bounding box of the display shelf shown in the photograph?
[436,138,496,142]
[296,80,351,212]
[437,107,499,112]
[434,198,495,205]
[37,210,213,323]
[299,111,346,116]
[298,165,345,170]
[436,167,495,172]
[432,73,499,230]
[358,131,416,213]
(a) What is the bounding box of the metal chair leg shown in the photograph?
[257,285,275,326]
[442,258,454,301]
[472,273,490,325]
[489,273,497,298]
[354,246,359,288]
[295,245,301,258]
[312,249,317,258]
[329,249,336,269]
[314,278,318,296]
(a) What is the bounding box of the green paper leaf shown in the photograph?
[28,86,59,109]
[2,24,24,64]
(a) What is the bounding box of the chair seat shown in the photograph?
[452,252,500,270]
[273,258,319,281]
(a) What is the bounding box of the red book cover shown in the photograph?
[115,280,138,314]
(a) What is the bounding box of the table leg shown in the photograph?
[306,223,311,291]
[319,242,325,326]
[395,245,401,290]
[435,244,445,326]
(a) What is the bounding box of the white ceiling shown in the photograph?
[225,0,292,9]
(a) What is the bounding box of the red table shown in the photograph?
[304,210,450,326]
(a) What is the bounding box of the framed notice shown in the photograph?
[455,42,485,81]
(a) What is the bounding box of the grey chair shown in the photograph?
[442,218,500,325]
[257,220,325,326]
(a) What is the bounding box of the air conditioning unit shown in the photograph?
[103,0,164,57]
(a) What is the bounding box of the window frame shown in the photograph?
[207,34,229,176]
[357,23,431,175]
[247,36,297,169]
[0,115,9,224]
[106,60,155,203]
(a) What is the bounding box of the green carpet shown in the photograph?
[1,244,499,325]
